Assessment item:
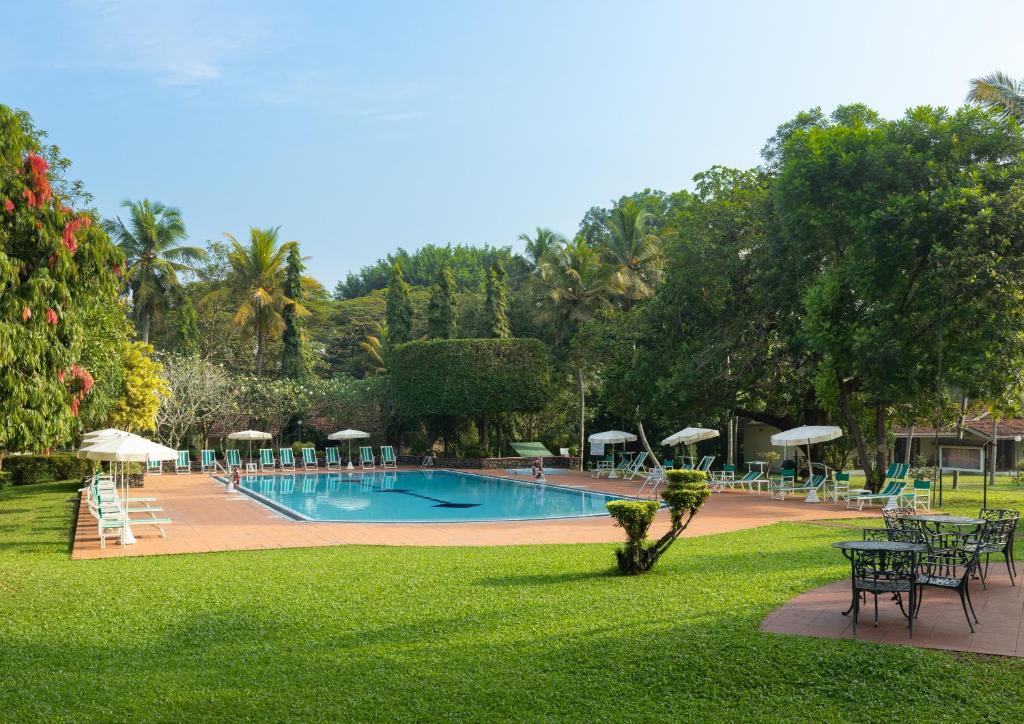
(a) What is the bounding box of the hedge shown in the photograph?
[390,338,551,418]
[0,470,10,489]
[2,453,92,486]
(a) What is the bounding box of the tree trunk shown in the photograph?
[635,412,659,468]
[903,425,914,465]
[874,404,888,490]
[836,377,874,487]
[990,416,999,490]
[141,309,151,345]
[256,329,264,377]
[480,415,490,455]
[577,368,585,471]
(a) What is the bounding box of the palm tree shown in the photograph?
[536,235,620,346]
[518,227,566,269]
[967,72,1024,121]
[102,199,205,343]
[597,199,664,305]
[215,227,316,375]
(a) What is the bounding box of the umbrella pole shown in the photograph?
[805,441,819,504]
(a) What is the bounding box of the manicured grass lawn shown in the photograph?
[3,482,1024,721]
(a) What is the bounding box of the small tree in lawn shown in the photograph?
[607,469,711,575]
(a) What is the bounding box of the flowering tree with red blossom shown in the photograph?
[0,105,122,459]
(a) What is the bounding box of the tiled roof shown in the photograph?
[894,417,1024,440]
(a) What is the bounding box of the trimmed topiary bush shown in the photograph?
[607,469,711,575]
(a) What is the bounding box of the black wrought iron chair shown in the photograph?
[863,527,923,544]
[882,507,917,531]
[841,547,918,637]
[915,545,983,632]
[971,516,1018,587]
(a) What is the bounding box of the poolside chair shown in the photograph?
[200,449,217,473]
[360,446,375,470]
[908,479,931,510]
[279,447,296,471]
[259,448,276,471]
[770,474,825,502]
[325,446,341,470]
[621,451,649,480]
[175,450,191,474]
[421,453,433,468]
[559,447,570,457]
[87,498,171,549]
[301,447,318,470]
[710,464,735,485]
[845,481,907,511]
[225,448,242,472]
[146,459,163,476]
[713,469,765,494]
[824,472,851,503]
[695,455,715,473]
[637,466,666,497]
[884,462,911,482]
[380,445,398,470]
[590,454,615,478]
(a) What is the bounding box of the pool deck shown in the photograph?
[72,467,874,559]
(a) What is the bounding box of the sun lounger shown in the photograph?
[200,449,217,473]
[301,447,318,470]
[175,450,191,474]
[87,498,171,549]
[620,452,649,480]
[360,446,375,470]
[771,474,826,502]
[259,448,276,471]
[279,447,296,471]
[146,459,162,475]
[695,455,715,473]
[325,447,341,469]
[381,445,398,469]
[846,481,907,510]
[225,449,242,471]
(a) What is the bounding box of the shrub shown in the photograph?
[607,469,711,575]
[3,453,92,486]
[0,470,10,489]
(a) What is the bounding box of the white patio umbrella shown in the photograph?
[588,430,638,474]
[82,428,131,443]
[227,429,272,466]
[78,434,177,544]
[660,427,719,446]
[770,425,842,502]
[328,429,370,469]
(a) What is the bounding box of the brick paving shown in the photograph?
[73,467,874,559]
[761,568,1024,657]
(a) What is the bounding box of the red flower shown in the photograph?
[46,308,58,325]
[56,369,65,383]
[3,198,12,213]
[48,253,57,271]
[23,188,36,207]
[25,152,52,205]
[113,262,122,278]
[71,397,80,417]
[21,306,31,322]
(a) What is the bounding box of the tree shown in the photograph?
[156,355,237,448]
[102,199,205,343]
[215,227,313,376]
[176,295,201,357]
[967,71,1024,121]
[597,199,665,304]
[426,262,457,339]
[385,263,413,345]
[0,104,121,457]
[281,243,309,378]
[109,342,169,432]
[484,262,510,338]
[77,297,136,432]
[518,227,564,268]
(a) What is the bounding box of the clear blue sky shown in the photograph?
[3,0,1024,286]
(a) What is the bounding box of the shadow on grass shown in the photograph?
[474,568,619,587]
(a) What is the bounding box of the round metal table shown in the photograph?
[832,540,926,617]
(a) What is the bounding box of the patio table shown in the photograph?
[832,540,926,617]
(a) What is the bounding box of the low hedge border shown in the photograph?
[2,453,93,487]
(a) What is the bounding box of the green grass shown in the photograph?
[2,482,1024,722]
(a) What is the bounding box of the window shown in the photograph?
[939,446,983,472]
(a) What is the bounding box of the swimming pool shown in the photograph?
[231,470,625,523]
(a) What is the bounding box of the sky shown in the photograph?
[3,0,1024,287]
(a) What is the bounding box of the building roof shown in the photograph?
[894,417,1024,441]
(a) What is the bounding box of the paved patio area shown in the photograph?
[761,569,1024,657]
[73,468,874,559]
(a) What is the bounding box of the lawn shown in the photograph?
[2,482,1024,722]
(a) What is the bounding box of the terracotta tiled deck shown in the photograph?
[761,569,1024,657]
[73,468,874,559]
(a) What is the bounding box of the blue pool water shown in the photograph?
[234,470,624,522]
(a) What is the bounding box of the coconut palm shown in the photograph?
[536,235,620,346]
[102,199,205,343]
[597,199,664,305]
[518,227,566,269]
[967,71,1024,121]
[214,227,318,376]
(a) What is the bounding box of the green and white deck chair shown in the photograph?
[175,450,191,474]
[381,445,398,469]
[279,447,296,471]
[590,454,615,478]
[259,448,276,471]
[637,466,666,497]
[771,474,826,502]
[845,481,907,510]
[87,498,171,549]
[621,452,649,480]
[908,479,931,510]
[87,481,158,506]
[325,446,341,469]
[360,446,375,470]
[885,462,910,483]
[720,470,766,494]
[225,448,242,471]
[87,484,163,515]
[200,449,217,473]
[146,458,163,475]
[695,455,715,473]
[301,447,318,470]
[824,471,851,502]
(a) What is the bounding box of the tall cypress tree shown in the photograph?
[280,244,307,378]
[485,262,511,338]
[426,262,457,339]
[177,295,201,357]
[386,262,414,344]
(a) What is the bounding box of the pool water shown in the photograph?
[234,470,624,522]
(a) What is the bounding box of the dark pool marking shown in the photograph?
[380,488,481,509]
